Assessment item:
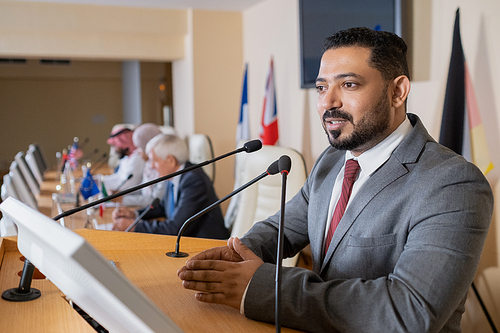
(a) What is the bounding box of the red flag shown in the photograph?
[259,58,279,145]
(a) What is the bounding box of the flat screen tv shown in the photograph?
[299,0,403,88]
[0,197,183,333]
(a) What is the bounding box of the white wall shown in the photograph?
[243,0,328,172]
[243,0,500,331]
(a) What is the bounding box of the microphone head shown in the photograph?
[267,160,280,175]
[278,155,292,174]
[243,140,262,153]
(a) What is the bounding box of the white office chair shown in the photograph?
[28,143,48,175]
[159,125,176,135]
[8,161,38,210]
[14,151,40,196]
[1,174,19,202]
[0,175,19,236]
[229,145,307,266]
[25,148,44,184]
[188,134,215,182]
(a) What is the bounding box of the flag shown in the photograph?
[236,64,250,143]
[80,169,100,200]
[225,64,251,229]
[259,57,279,145]
[68,141,78,170]
[439,8,493,175]
[68,137,83,170]
[99,180,108,217]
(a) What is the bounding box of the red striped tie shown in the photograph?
[324,159,360,255]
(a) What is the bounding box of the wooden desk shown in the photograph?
[0,230,301,332]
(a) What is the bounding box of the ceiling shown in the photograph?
[17,0,266,11]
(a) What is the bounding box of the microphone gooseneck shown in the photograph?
[53,140,262,222]
[8,140,263,302]
[90,153,109,172]
[125,198,160,232]
[166,159,280,258]
[114,174,133,193]
[275,154,291,333]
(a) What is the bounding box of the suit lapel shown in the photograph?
[309,154,344,273]
[320,114,431,273]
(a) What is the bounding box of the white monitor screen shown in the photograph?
[0,197,183,333]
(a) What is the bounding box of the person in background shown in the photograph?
[120,123,165,206]
[177,27,493,332]
[112,134,229,240]
[102,126,145,192]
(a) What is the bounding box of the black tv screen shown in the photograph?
[299,0,402,89]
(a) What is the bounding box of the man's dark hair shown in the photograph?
[323,27,410,81]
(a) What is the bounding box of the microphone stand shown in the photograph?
[275,155,291,333]
[2,210,69,302]
[167,159,280,258]
[54,140,261,221]
[3,140,263,302]
[125,198,160,232]
[90,153,109,172]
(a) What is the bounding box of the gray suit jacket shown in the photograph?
[241,114,493,333]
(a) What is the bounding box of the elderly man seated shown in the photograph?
[112,134,229,240]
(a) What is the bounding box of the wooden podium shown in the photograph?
[0,230,300,332]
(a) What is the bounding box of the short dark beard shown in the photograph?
[117,148,129,159]
[324,86,391,152]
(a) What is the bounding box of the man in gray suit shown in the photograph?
[178,28,493,332]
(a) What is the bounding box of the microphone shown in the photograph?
[82,148,99,161]
[10,140,263,302]
[114,174,133,192]
[90,153,109,172]
[166,158,280,258]
[78,137,90,150]
[53,139,262,221]
[275,155,291,333]
[124,198,161,232]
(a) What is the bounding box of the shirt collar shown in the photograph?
[170,163,186,188]
[346,115,412,177]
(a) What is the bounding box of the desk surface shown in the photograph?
[0,230,301,332]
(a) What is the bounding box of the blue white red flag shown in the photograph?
[236,64,250,143]
[259,58,279,145]
[68,141,78,169]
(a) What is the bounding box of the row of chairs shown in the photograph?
[1,144,48,235]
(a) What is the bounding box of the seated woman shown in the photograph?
[121,123,165,206]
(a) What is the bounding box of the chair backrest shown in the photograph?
[15,151,40,195]
[25,148,44,184]
[228,145,307,266]
[1,174,19,201]
[230,145,307,236]
[28,143,48,174]
[188,134,215,182]
[0,175,19,236]
[9,161,38,210]
[14,151,40,195]
[159,125,176,135]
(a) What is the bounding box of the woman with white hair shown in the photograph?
[121,123,165,206]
